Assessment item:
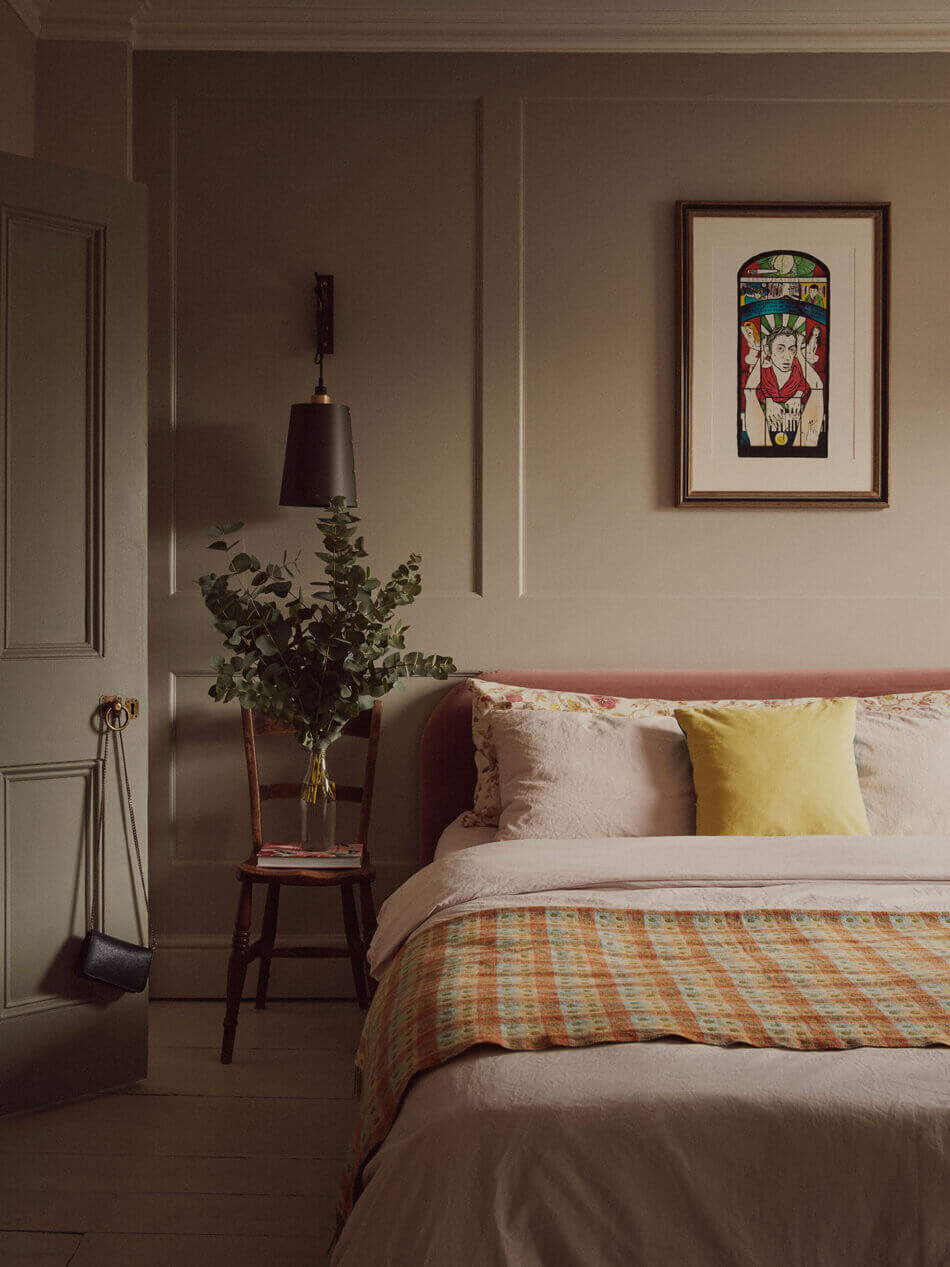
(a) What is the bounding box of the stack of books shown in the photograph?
[256,842,364,869]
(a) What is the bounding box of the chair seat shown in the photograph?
[237,858,377,887]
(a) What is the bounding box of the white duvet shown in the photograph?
[333,837,950,1267]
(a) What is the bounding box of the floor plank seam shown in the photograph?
[51,1231,329,1240]
[153,997,359,1004]
[0,1149,347,1161]
[149,1043,359,1050]
[0,1187,337,1197]
[2,1225,86,1234]
[113,1090,355,1102]
[150,1044,362,1054]
[125,1091,355,1102]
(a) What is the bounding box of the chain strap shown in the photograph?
[90,719,152,944]
[116,727,150,926]
[89,726,110,933]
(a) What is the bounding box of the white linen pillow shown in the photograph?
[493,708,695,840]
[855,707,950,835]
[466,681,950,829]
[464,678,819,828]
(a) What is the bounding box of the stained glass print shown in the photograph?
[737,252,828,457]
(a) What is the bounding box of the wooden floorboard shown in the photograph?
[149,1000,365,1051]
[127,1044,355,1099]
[0,1189,338,1238]
[0,1000,363,1265]
[0,1092,355,1157]
[0,1151,343,1196]
[0,1230,82,1267]
[70,1231,329,1267]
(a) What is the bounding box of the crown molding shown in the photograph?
[6,0,49,37]
[33,5,950,53]
[40,1,148,41]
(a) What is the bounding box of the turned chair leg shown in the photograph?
[255,882,281,1010]
[358,878,378,999]
[221,879,253,1064]
[340,883,369,1010]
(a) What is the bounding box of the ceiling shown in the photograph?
[11,0,950,52]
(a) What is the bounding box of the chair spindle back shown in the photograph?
[240,702,382,864]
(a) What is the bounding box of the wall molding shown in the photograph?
[164,92,483,601]
[41,0,144,42]
[6,0,47,38]
[167,667,217,867]
[33,5,950,53]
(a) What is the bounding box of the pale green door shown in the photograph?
[0,151,148,1114]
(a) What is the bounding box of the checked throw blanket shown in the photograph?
[337,905,950,1228]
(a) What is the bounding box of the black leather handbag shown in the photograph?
[78,711,153,993]
[79,928,152,993]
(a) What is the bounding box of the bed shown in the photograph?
[331,670,950,1267]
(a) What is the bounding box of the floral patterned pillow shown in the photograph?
[461,680,950,829]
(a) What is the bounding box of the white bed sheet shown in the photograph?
[433,812,496,858]
[334,837,950,1267]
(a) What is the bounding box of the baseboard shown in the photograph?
[150,933,359,999]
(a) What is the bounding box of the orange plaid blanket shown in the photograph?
[337,906,950,1229]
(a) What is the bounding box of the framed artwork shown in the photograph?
[677,202,889,507]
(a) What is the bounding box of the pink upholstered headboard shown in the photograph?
[418,668,950,864]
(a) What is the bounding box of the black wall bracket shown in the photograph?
[314,272,334,358]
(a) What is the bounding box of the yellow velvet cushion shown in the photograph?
[675,699,870,836]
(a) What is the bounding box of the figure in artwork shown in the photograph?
[737,252,828,457]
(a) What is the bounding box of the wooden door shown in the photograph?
[0,151,148,1114]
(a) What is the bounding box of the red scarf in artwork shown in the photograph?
[756,359,811,409]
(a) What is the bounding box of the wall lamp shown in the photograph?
[279,272,357,508]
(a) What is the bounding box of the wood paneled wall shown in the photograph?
[135,51,950,994]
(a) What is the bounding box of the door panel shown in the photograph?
[3,210,103,656]
[0,151,147,1115]
[3,761,96,1011]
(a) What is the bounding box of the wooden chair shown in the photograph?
[220,702,381,1064]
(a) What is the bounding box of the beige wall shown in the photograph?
[0,0,36,157]
[36,41,132,179]
[0,18,129,178]
[134,51,950,994]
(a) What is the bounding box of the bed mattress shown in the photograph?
[332,837,950,1267]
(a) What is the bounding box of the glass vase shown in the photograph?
[300,748,336,849]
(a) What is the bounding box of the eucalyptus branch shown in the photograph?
[196,499,456,752]
[223,543,304,701]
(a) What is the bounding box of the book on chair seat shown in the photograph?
[256,842,364,868]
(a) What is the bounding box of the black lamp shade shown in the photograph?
[279,402,357,507]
